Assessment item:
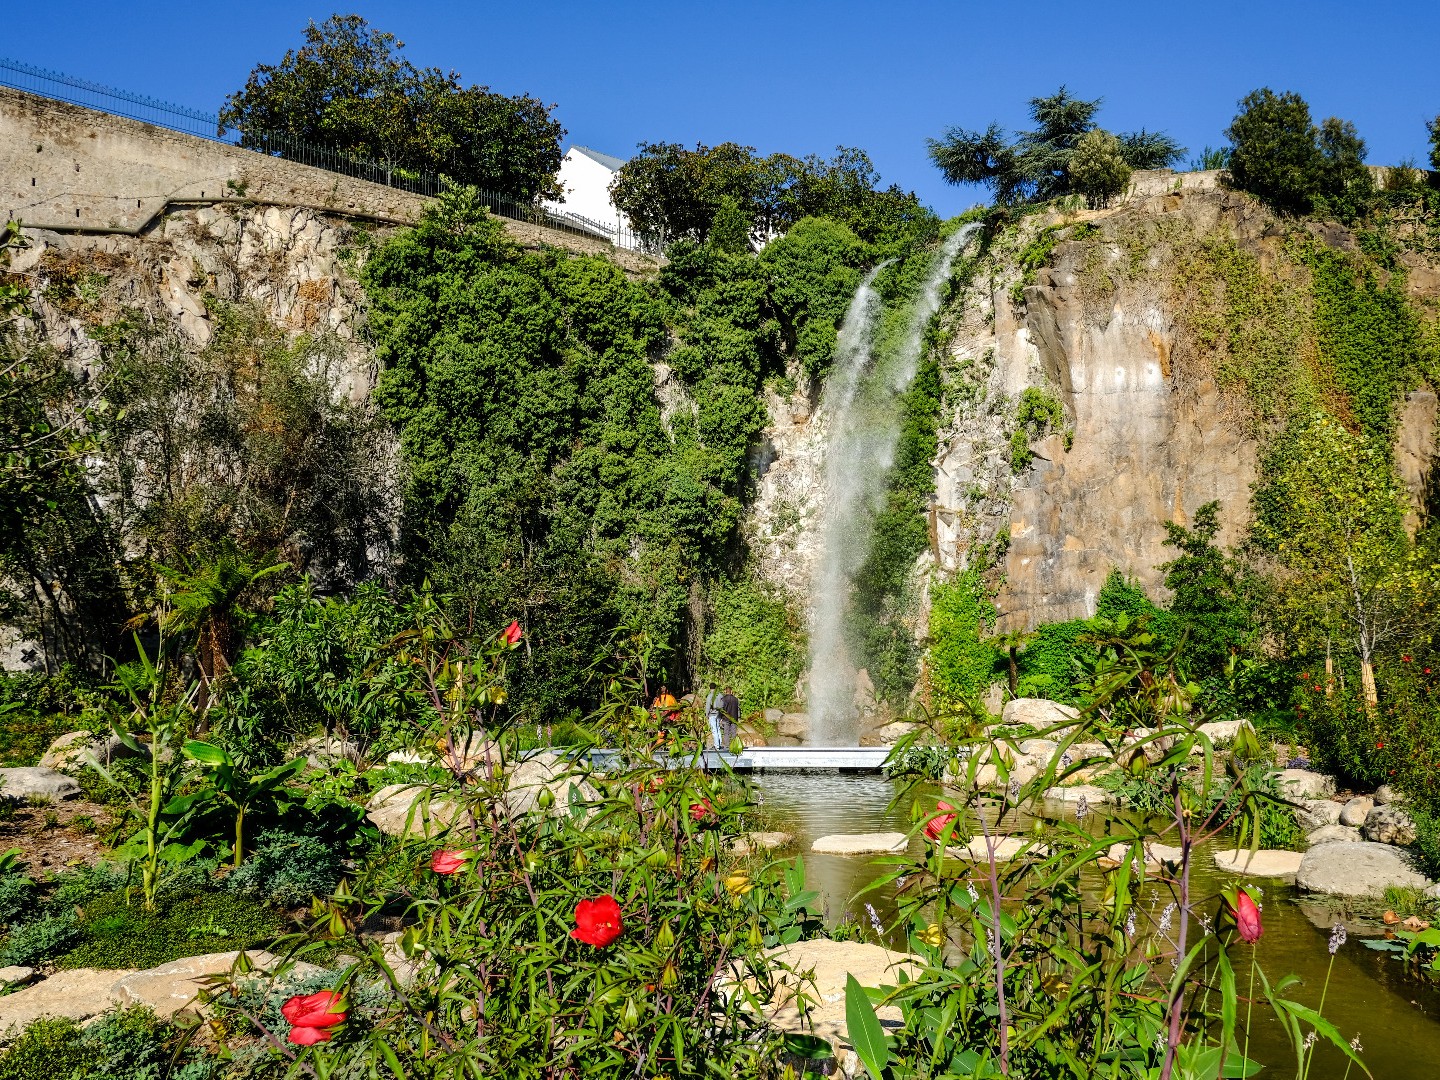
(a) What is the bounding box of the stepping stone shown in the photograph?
[110,950,319,1017]
[0,967,131,1029]
[763,938,918,1048]
[731,831,793,855]
[1295,841,1432,897]
[1099,841,1184,874]
[948,836,1047,861]
[1212,848,1305,883]
[811,832,908,855]
[1042,784,1115,805]
[1307,824,1363,846]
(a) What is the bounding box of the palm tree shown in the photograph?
[157,543,288,701]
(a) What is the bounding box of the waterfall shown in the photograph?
[806,224,979,745]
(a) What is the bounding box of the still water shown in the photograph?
[754,773,1440,1080]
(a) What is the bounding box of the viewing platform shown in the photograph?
[587,746,892,773]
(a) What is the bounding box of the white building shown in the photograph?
[545,145,631,244]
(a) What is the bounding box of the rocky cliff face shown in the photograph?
[753,177,1440,644]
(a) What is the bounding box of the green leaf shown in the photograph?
[1274,999,1371,1077]
[781,1034,834,1060]
[844,974,890,1078]
[183,740,230,766]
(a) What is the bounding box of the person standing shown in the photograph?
[703,682,723,750]
[718,686,740,749]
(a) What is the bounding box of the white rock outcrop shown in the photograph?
[1295,841,1431,897]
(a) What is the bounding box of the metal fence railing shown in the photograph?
[0,56,648,251]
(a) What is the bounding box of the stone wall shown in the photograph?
[0,87,660,274]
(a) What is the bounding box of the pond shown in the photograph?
[755,773,1440,1080]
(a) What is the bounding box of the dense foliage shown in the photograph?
[611,141,934,250]
[220,15,565,200]
[927,87,1183,205]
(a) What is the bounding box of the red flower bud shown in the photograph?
[430,849,469,875]
[1230,889,1263,944]
[502,620,522,646]
[924,801,957,843]
[282,990,347,1043]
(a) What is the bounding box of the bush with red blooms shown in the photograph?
[212,613,827,1079]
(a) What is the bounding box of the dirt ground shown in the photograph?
[0,796,114,873]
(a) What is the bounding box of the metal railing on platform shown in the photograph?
[0,57,649,251]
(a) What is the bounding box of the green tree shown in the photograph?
[157,544,289,693]
[707,195,752,254]
[1224,88,1324,214]
[1427,113,1440,171]
[1068,129,1133,208]
[1159,501,1258,676]
[219,15,564,200]
[1316,117,1374,220]
[928,87,1182,205]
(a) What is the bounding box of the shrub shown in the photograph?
[928,570,998,706]
[0,912,80,967]
[0,1006,213,1080]
[226,829,342,908]
[701,578,803,716]
[1009,386,1067,471]
[1068,129,1132,208]
[57,887,280,970]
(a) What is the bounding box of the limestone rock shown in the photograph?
[385,750,428,766]
[0,966,34,986]
[366,784,459,839]
[949,836,1048,861]
[1041,784,1114,806]
[763,708,785,723]
[0,766,81,802]
[1101,841,1183,874]
[731,832,793,856]
[764,938,918,1051]
[299,735,361,769]
[1196,720,1249,743]
[0,967,131,1030]
[860,721,921,747]
[811,832,908,855]
[1307,825,1363,846]
[503,752,599,816]
[1212,848,1305,883]
[774,713,809,740]
[1339,796,1375,828]
[1276,770,1336,800]
[1375,784,1399,805]
[1294,799,1342,831]
[37,729,131,771]
[1363,804,1417,846]
[1000,698,1079,734]
[1295,841,1431,897]
[1016,739,1058,763]
[110,950,319,1017]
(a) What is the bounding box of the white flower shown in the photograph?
[1329,923,1347,954]
[1075,794,1090,821]
[1125,909,1137,939]
[1349,1035,1363,1053]
[1304,1031,1318,1050]
[865,903,884,937]
[1158,903,1176,934]
[967,883,980,902]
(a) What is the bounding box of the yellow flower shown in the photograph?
[724,872,754,896]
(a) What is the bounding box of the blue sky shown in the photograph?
[8,0,1440,215]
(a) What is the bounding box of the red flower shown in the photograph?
[282,990,346,1044]
[1300,672,1310,680]
[690,797,715,822]
[1426,668,1432,675]
[430,849,469,875]
[923,801,957,843]
[501,620,522,646]
[1377,742,1385,750]
[571,894,623,948]
[1230,889,1263,944]
[1403,655,1413,663]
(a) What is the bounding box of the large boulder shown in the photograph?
[1196,720,1249,743]
[110,951,319,1017]
[1307,824,1363,846]
[38,730,133,771]
[1339,796,1375,828]
[1293,799,1342,832]
[1276,770,1336,800]
[1295,841,1432,897]
[1001,698,1079,735]
[1363,804,1417,846]
[0,968,131,1030]
[860,721,922,747]
[1375,784,1399,805]
[1211,848,1305,883]
[0,766,81,802]
[811,833,908,855]
[774,713,809,740]
[298,735,361,769]
[502,752,599,817]
[366,784,459,839]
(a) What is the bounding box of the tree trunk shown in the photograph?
[1008,647,1018,697]
[1361,658,1379,713]
[1324,644,1333,697]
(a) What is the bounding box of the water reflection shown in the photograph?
[755,772,1440,1080]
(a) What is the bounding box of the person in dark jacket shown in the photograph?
[718,686,740,748]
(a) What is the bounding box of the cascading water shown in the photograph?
[806,224,980,745]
